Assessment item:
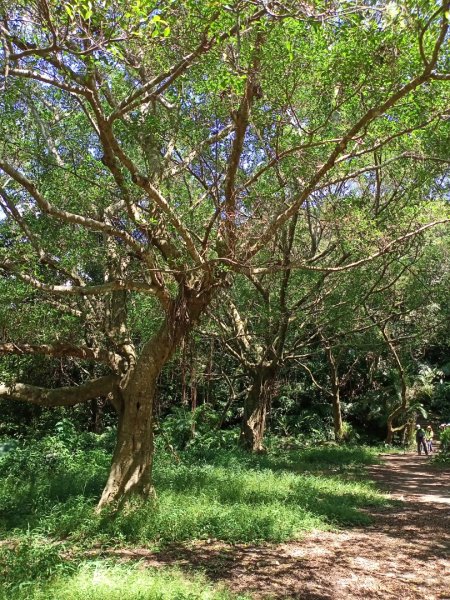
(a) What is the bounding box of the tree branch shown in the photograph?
[0,375,118,407]
[245,19,448,259]
[0,342,121,367]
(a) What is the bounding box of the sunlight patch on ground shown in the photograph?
[418,494,450,504]
[353,557,380,570]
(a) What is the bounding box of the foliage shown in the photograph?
[440,427,450,454]
[0,0,449,504]
[157,405,238,452]
[340,422,360,444]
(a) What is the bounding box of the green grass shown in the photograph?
[0,540,246,600]
[0,440,387,545]
[0,435,389,597]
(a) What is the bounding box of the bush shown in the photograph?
[440,427,450,453]
[340,422,360,444]
[158,405,240,453]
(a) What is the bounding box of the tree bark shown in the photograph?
[90,398,104,433]
[325,345,344,442]
[190,352,197,436]
[365,314,409,445]
[98,282,212,509]
[386,406,407,445]
[97,361,159,509]
[240,367,275,452]
[331,385,344,443]
[381,329,408,445]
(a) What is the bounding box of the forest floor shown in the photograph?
[99,449,450,600]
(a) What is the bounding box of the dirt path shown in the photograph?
[111,452,450,599]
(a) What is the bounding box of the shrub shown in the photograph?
[440,427,450,453]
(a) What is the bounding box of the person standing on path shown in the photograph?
[416,425,428,456]
[425,425,434,453]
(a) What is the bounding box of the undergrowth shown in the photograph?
[0,433,386,544]
[0,431,388,597]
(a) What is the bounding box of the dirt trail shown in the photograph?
[113,451,450,599]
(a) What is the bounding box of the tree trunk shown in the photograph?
[98,373,156,508]
[381,331,408,445]
[386,416,395,445]
[90,397,104,433]
[325,345,344,442]
[181,339,188,406]
[190,349,197,436]
[385,389,409,445]
[97,282,213,509]
[402,415,415,447]
[386,410,407,445]
[240,368,275,452]
[331,386,344,443]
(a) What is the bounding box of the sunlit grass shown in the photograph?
[0,546,247,600]
[0,436,389,596]
[0,438,388,546]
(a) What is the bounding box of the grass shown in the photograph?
[0,540,247,600]
[0,433,389,598]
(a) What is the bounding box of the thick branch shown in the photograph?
[0,375,118,407]
[0,261,159,297]
[0,343,121,367]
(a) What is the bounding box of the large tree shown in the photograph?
[0,0,449,507]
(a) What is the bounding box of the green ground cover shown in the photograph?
[0,433,388,598]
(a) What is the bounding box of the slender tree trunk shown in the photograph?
[365,315,409,445]
[206,339,213,405]
[402,415,415,447]
[381,329,408,445]
[325,345,344,442]
[386,415,395,445]
[240,367,275,452]
[386,406,407,445]
[181,339,188,406]
[190,346,197,436]
[331,386,343,443]
[90,397,104,433]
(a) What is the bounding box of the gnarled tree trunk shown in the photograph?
[98,283,212,509]
[386,402,407,445]
[382,330,408,445]
[240,366,276,452]
[97,355,160,509]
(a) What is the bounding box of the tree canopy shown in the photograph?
[0,0,449,506]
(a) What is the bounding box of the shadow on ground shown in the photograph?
[94,451,450,600]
